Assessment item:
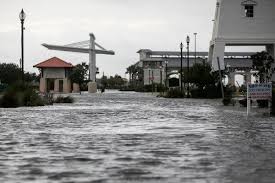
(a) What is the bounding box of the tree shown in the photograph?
[99,74,126,89]
[69,62,89,93]
[251,51,275,83]
[0,63,39,85]
[182,62,224,98]
[185,62,221,89]
[0,63,21,84]
[126,65,143,87]
[24,72,40,83]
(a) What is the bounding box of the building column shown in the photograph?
[210,41,226,71]
[73,83,80,93]
[39,78,47,93]
[244,72,252,85]
[63,78,71,93]
[54,79,59,93]
[228,72,235,86]
[68,79,72,93]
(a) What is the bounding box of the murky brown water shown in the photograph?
[0,90,275,183]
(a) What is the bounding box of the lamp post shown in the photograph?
[180,42,183,93]
[165,60,168,88]
[19,9,26,83]
[148,69,151,85]
[159,65,163,86]
[186,35,190,98]
[151,70,154,94]
[194,33,197,64]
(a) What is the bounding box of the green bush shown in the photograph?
[0,91,19,108]
[222,97,231,106]
[190,88,206,98]
[0,83,8,93]
[205,85,222,99]
[257,100,269,108]
[0,82,44,108]
[54,96,74,103]
[165,88,185,98]
[23,88,44,106]
[271,88,275,115]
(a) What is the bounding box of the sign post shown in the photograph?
[247,83,272,117]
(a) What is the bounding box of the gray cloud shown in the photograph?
[0,0,217,76]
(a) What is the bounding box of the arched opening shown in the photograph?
[235,74,245,87]
[224,75,229,85]
[168,73,179,87]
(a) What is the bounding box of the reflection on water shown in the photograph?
[0,90,275,183]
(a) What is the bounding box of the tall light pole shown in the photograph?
[186,35,190,98]
[165,60,168,88]
[19,9,26,83]
[180,42,183,93]
[148,69,151,85]
[194,33,197,64]
[159,65,163,86]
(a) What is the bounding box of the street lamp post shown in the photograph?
[159,65,163,94]
[148,69,151,85]
[165,60,168,88]
[159,65,163,86]
[186,35,190,98]
[151,70,154,93]
[180,42,183,93]
[19,9,26,83]
[194,33,197,64]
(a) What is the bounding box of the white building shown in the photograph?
[208,0,275,81]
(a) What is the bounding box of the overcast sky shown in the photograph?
[1,0,219,77]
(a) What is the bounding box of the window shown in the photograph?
[244,5,254,17]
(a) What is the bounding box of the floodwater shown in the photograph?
[0,90,275,183]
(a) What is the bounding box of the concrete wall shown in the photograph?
[213,0,275,40]
[144,68,165,85]
[43,68,65,79]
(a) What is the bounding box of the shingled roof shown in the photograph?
[34,57,74,68]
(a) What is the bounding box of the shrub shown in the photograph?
[271,88,275,115]
[0,83,8,93]
[54,96,74,103]
[257,100,269,108]
[165,88,185,98]
[0,82,45,108]
[205,85,222,99]
[0,91,19,108]
[23,88,44,106]
[222,97,231,106]
[239,98,248,107]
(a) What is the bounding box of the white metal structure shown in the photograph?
[208,0,275,78]
[42,33,115,93]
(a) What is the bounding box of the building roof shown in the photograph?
[137,49,256,57]
[34,57,74,68]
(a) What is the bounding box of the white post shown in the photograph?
[88,33,97,93]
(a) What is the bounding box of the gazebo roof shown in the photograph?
[34,57,74,68]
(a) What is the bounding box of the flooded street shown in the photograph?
[0,90,275,183]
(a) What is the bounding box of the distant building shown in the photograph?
[34,57,74,93]
[135,49,256,86]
